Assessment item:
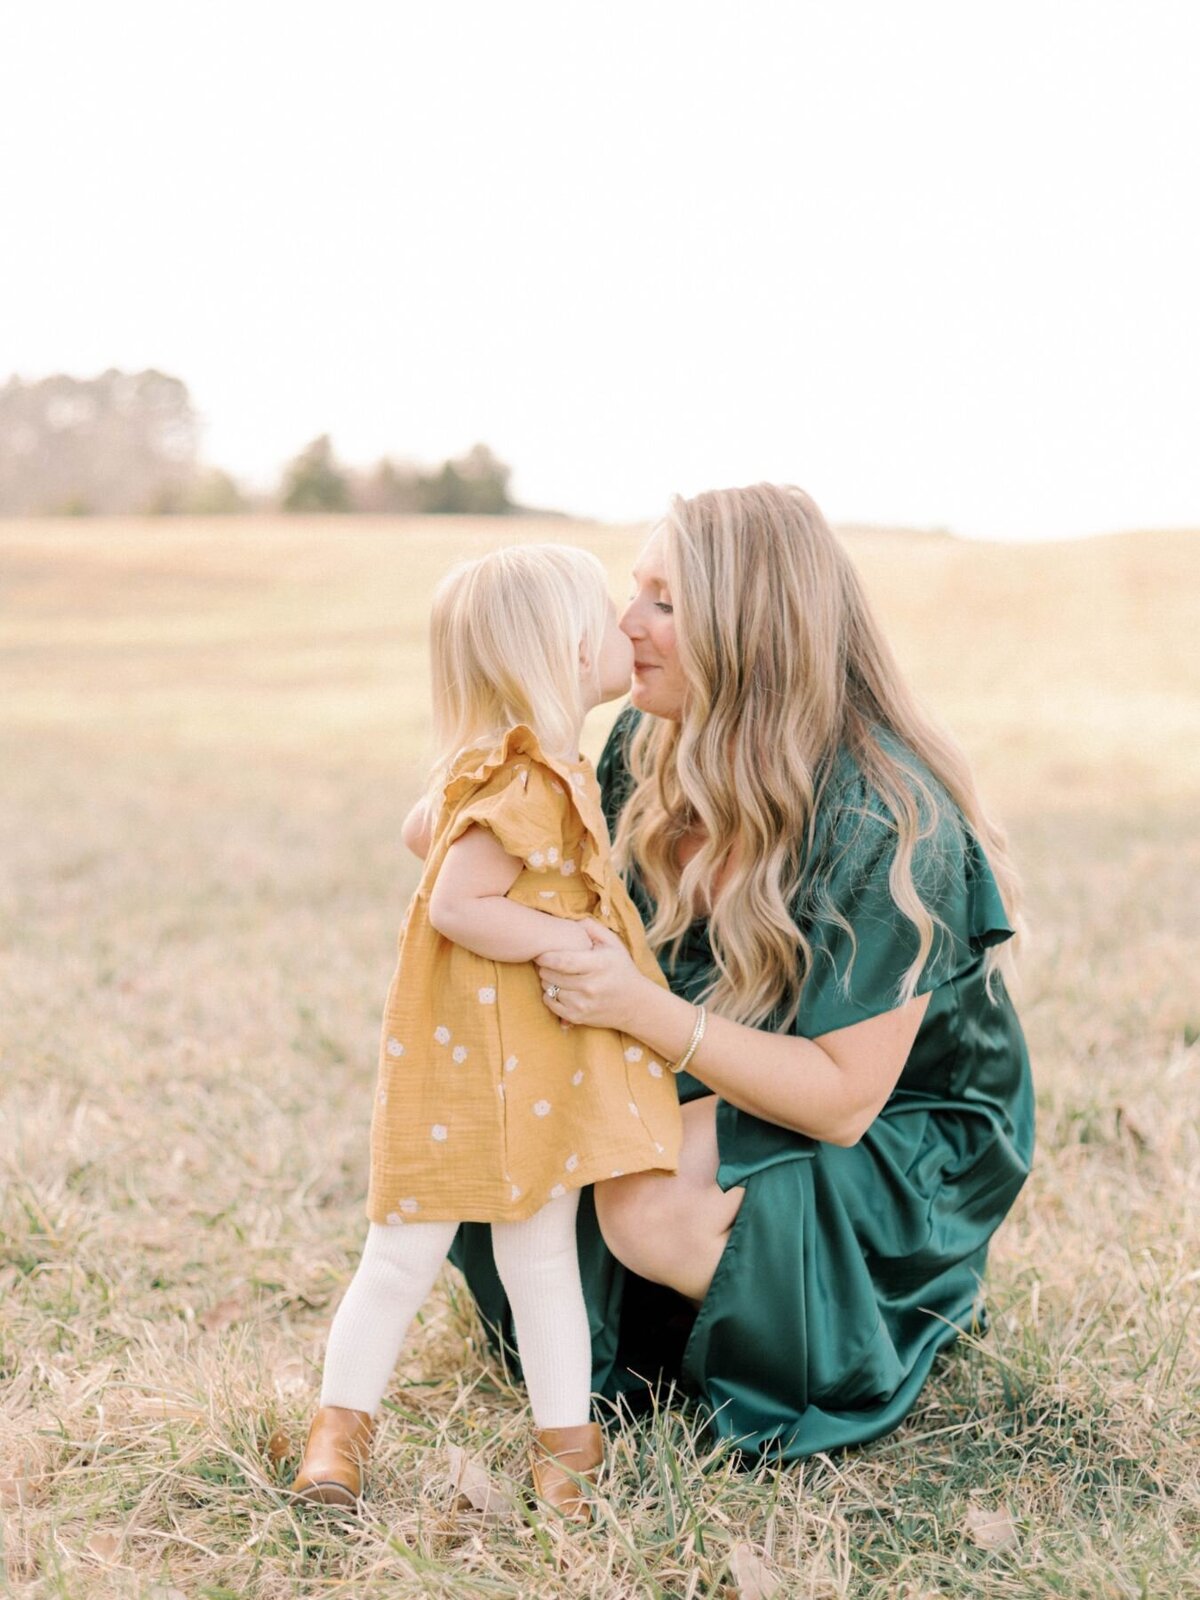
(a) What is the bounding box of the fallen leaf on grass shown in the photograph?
[0,1471,46,1509]
[445,1444,516,1521]
[725,1541,782,1599]
[964,1501,1019,1552]
[85,1529,123,1563]
[198,1295,243,1333]
[264,1427,293,1465]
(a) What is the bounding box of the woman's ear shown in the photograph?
[578,638,592,675]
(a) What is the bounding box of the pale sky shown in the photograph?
[3,1,1198,539]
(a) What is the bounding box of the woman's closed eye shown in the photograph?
[630,590,673,614]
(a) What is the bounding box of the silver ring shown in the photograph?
[546,984,560,1001]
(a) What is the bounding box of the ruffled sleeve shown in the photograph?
[441,726,573,872]
[795,753,1013,1039]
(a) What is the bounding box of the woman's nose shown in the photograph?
[619,597,642,638]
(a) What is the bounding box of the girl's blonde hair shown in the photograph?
[613,484,1023,1029]
[427,543,612,802]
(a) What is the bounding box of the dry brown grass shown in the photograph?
[2,515,1199,1598]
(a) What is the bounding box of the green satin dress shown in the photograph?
[450,710,1034,1460]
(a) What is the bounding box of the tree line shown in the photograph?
[0,370,518,517]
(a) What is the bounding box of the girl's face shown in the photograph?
[586,598,635,709]
[620,526,687,721]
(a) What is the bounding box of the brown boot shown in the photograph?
[530,1423,603,1525]
[289,1406,373,1507]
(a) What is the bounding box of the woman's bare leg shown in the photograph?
[593,1096,743,1304]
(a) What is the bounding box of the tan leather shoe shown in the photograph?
[289,1406,373,1507]
[530,1423,603,1524]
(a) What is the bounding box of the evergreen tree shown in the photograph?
[280,435,350,512]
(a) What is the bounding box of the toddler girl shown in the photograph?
[290,544,682,1522]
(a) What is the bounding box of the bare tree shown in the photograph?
[0,369,199,514]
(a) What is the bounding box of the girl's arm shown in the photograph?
[536,924,929,1147]
[429,825,593,961]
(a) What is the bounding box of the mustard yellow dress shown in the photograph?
[367,724,682,1225]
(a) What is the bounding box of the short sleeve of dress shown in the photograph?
[796,759,1014,1039]
[442,744,570,873]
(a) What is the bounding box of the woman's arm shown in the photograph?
[429,825,593,962]
[536,925,929,1146]
[401,797,433,858]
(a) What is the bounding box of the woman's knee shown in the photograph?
[593,1173,678,1275]
[595,1164,746,1300]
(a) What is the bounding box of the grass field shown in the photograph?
[2,515,1198,1599]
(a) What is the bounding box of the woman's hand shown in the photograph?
[536,921,653,1034]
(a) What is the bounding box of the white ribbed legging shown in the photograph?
[319,1190,591,1429]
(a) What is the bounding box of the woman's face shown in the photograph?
[620,526,687,721]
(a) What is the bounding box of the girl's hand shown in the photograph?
[536,921,649,1033]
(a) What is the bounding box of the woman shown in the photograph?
[451,484,1034,1460]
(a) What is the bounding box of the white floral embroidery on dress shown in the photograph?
[648,1060,664,1078]
[654,1142,665,1153]
[433,1026,451,1045]
[452,1045,468,1063]
[549,1183,566,1199]
[570,772,585,788]
[477,986,496,1004]
[504,1055,519,1073]
[497,1082,505,1101]
[611,1169,624,1178]
[549,780,564,794]
[565,1153,579,1172]
[624,1045,643,1062]
[510,1183,522,1201]
[533,1099,551,1117]
[377,1089,388,1106]
[528,850,545,867]
[538,890,556,899]
[561,859,576,875]
[386,1037,405,1057]
[399,1197,419,1214]
[431,1124,448,1141]
[385,1211,404,1225]
[571,1069,584,1086]
[547,847,559,864]
[627,1101,640,1116]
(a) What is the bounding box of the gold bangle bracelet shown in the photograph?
[670,1005,707,1075]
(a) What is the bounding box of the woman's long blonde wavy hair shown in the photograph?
[424,543,612,812]
[612,484,1023,1029]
